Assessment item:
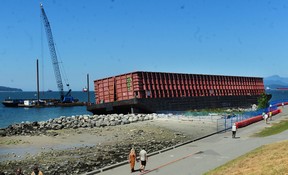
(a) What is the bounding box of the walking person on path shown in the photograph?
[128,148,137,173]
[269,111,273,121]
[264,113,269,124]
[232,123,237,138]
[139,149,148,172]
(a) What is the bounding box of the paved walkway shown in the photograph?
[85,107,288,175]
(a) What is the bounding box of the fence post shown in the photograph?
[225,117,227,132]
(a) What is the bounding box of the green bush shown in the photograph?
[257,93,269,109]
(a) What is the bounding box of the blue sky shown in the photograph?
[1,0,288,91]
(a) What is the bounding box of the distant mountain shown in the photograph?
[264,75,288,89]
[0,86,23,92]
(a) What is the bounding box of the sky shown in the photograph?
[1,0,288,91]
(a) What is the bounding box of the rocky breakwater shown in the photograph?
[0,113,156,136]
[0,113,192,175]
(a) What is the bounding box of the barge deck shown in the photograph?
[2,99,86,108]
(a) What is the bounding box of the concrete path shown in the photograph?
[85,107,288,175]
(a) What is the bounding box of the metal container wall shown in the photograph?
[94,71,265,104]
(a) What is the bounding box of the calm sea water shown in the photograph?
[0,90,287,128]
[268,90,288,104]
[0,91,95,128]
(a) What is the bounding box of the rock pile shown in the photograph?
[0,113,157,136]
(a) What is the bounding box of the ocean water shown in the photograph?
[268,90,288,104]
[0,90,287,128]
[0,91,95,128]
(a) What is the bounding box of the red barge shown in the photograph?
[87,71,265,114]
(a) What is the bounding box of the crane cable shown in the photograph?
[55,44,71,91]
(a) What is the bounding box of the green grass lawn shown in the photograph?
[204,118,288,175]
[253,119,288,137]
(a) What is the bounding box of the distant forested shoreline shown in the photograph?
[0,86,23,92]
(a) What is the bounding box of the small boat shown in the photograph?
[82,87,88,92]
[47,89,53,92]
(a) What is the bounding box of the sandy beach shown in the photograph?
[0,116,217,175]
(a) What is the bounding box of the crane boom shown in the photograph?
[40,4,65,100]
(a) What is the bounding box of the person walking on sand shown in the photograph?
[128,148,137,173]
[139,149,148,172]
[232,123,237,138]
[31,165,43,175]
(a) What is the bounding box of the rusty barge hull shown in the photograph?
[87,71,265,114]
[87,95,260,114]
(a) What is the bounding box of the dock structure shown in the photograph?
[87,71,265,114]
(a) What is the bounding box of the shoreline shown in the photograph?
[0,114,218,175]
